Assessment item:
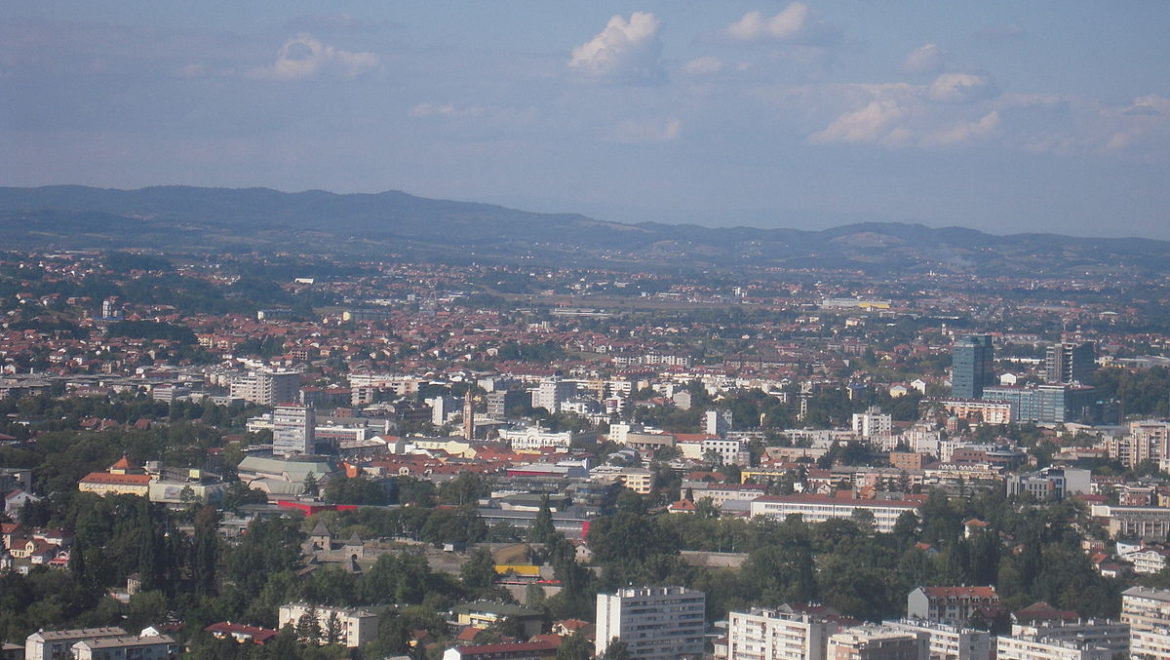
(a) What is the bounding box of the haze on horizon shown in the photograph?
[2,1,1169,239]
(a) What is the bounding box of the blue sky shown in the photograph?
[2,2,1169,238]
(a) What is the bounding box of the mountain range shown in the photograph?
[0,185,1166,276]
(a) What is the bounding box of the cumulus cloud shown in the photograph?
[608,117,682,144]
[247,33,379,81]
[569,12,664,84]
[928,73,996,104]
[725,3,810,42]
[807,79,1002,148]
[809,99,909,145]
[922,111,1000,146]
[902,43,945,74]
[683,56,724,76]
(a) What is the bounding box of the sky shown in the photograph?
[2,2,1169,239]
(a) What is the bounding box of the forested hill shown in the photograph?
[1,185,1167,276]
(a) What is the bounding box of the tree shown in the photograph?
[529,495,555,544]
[192,505,220,597]
[303,473,319,498]
[601,639,631,660]
[461,548,500,599]
[557,631,593,660]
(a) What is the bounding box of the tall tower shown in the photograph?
[462,389,475,441]
[952,334,994,399]
[1045,341,1096,385]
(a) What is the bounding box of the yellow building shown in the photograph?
[78,456,152,497]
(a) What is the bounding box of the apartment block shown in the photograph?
[278,603,379,648]
[1122,586,1170,660]
[882,619,991,660]
[827,626,928,660]
[595,586,705,660]
[728,607,842,660]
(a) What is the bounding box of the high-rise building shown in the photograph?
[729,607,843,660]
[230,370,301,406]
[1045,342,1096,385]
[952,335,994,399]
[595,586,705,660]
[272,405,316,456]
[883,619,992,660]
[827,626,929,660]
[1122,586,1170,659]
[531,377,577,414]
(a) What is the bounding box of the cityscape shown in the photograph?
[5,2,1170,660]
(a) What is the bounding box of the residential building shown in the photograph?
[882,619,992,660]
[486,390,526,420]
[230,370,300,406]
[1122,586,1170,660]
[531,377,576,414]
[272,405,316,456]
[705,409,733,437]
[995,634,1111,660]
[728,607,842,660]
[71,634,176,660]
[906,587,999,625]
[25,627,127,660]
[278,603,379,648]
[1006,467,1091,501]
[702,438,747,466]
[452,602,545,639]
[1008,620,1128,657]
[595,586,705,660]
[750,495,922,534]
[827,625,928,660]
[852,407,893,439]
[1045,342,1096,386]
[441,641,558,660]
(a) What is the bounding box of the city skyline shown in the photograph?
[3,2,1169,238]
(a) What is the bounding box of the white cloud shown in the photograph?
[608,117,682,144]
[569,12,664,84]
[683,56,723,76]
[807,81,1001,148]
[902,43,945,74]
[928,72,996,104]
[809,99,908,145]
[247,33,379,81]
[175,63,207,78]
[922,111,1000,146]
[725,3,810,42]
[410,102,484,119]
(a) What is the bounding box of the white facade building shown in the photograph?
[272,405,316,456]
[278,603,379,649]
[750,495,921,534]
[827,626,928,660]
[499,426,573,452]
[596,586,705,660]
[883,619,992,660]
[852,406,893,439]
[230,370,300,406]
[1122,586,1170,660]
[728,607,841,660]
[995,635,1111,660]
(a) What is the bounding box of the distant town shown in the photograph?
[4,246,1170,660]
